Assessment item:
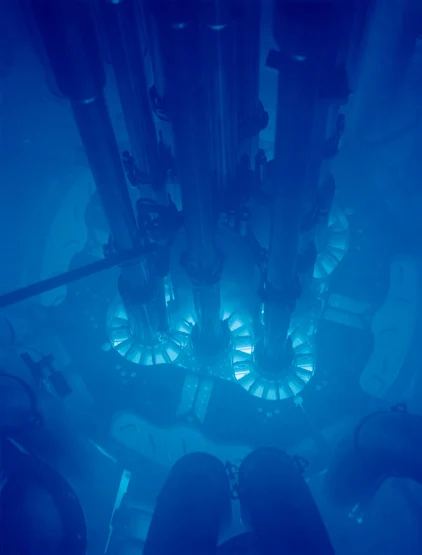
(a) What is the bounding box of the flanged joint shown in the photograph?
[233,324,316,401]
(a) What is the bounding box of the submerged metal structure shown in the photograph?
[11,0,355,401]
[3,0,422,552]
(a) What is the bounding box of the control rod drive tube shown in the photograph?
[102,0,165,196]
[150,0,223,347]
[30,0,157,325]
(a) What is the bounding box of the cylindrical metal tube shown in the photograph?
[144,453,231,555]
[71,98,139,253]
[29,0,106,101]
[29,0,137,252]
[151,1,216,267]
[0,248,151,309]
[102,0,165,193]
[200,0,238,211]
[267,61,316,292]
[262,58,318,364]
[143,3,166,102]
[29,0,158,316]
[150,0,223,344]
[260,0,349,366]
[236,0,261,162]
[238,449,335,555]
[71,96,158,312]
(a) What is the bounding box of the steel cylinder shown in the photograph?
[150,0,223,344]
[30,0,162,328]
[238,448,334,555]
[236,0,261,162]
[200,0,238,211]
[102,0,164,192]
[260,0,350,367]
[143,453,231,555]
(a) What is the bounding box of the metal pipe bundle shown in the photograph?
[236,0,262,163]
[29,0,159,330]
[150,0,224,350]
[200,0,238,211]
[102,0,166,199]
[259,0,350,369]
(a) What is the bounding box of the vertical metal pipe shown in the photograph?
[71,98,167,342]
[102,0,166,196]
[30,0,137,252]
[267,61,316,293]
[29,0,157,320]
[70,98,139,253]
[200,0,238,212]
[345,0,371,90]
[236,0,261,163]
[260,0,349,368]
[150,1,215,264]
[263,59,317,364]
[150,0,223,348]
[141,0,175,158]
[143,4,166,102]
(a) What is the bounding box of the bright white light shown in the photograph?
[166,346,180,362]
[235,367,251,380]
[155,353,166,365]
[228,317,244,332]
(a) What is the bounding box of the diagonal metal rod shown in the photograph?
[0,247,155,309]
